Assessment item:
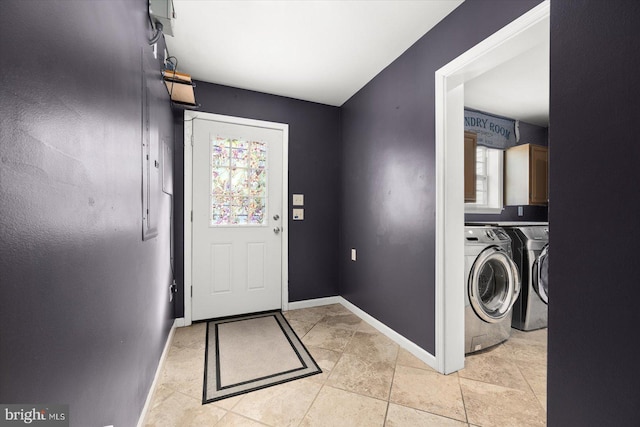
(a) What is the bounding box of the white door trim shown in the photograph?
[434,1,550,374]
[183,110,289,326]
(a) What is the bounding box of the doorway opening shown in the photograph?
[434,1,550,374]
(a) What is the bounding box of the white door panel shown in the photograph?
[192,118,283,320]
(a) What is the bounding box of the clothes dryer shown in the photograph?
[503,226,549,331]
[464,226,521,354]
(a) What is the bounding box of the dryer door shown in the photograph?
[469,246,521,323]
[533,244,549,304]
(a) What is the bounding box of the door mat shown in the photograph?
[203,310,321,403]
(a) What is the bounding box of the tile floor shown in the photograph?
[144,304,547,427]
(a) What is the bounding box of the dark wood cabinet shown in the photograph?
[464,131,477,203]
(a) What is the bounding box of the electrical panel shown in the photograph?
[149,0,175,36]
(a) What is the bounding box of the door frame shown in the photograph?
[183,110,289,326]
[434,1,549,373]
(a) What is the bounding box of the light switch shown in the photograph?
[293,208,304,220]
[293,194,304,206]
[351,249,357,261]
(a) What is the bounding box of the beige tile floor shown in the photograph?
[144,304,547,427]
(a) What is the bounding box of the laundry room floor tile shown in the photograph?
[396,348,439,373]
[316,312,364,330]
[385,403,468,426]
[286,319,316,337]
[460,377,546,427]
[144,384,227,427]
[143,306,548,427]
[501,336,547,365]
[511,327,548,344]
[459,352,530,391]
[326,352,395,400]
[157,345,205,401]
[343,330,399,364]
[301,323,355,352]
[299,385,388,427]
[230,378,322,427]
[283,306,327,324]
[171,321,206,350]
[517,359,548,410]
[305,346,342,384]
[390,365,467,422]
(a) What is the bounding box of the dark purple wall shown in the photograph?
[339,0,543,353]
[172,82,341,315]
[465,119,549,223]
[519,120,549,148]
[0,1,174,426]
[548,1,640,425]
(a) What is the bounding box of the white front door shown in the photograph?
[192,116,284,320]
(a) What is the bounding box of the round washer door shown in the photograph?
[469,246,521,323]
[533,244,549,304]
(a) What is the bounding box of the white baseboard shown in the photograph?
[137,319,178,427]
[337,297,438,371]
[285,296,438,372]
[286,296,342,311]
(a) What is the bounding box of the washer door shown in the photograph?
[469,246,521,323]
[533,244,549,304]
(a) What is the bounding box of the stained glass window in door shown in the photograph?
[210,137,267,225]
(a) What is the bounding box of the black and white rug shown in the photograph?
[203,310,321,403]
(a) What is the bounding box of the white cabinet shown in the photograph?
[505,143,548,206]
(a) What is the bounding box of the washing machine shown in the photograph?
[465,226,521,354]
[503,226,549,331]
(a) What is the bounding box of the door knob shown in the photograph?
[273,227,281,234]
[273,214,280,220]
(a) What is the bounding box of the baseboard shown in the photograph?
[337,297,438,371]
[286,296,342,310]
[136,319,178,427]
[285,295,438,372]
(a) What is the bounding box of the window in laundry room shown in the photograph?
[466,145,504,213]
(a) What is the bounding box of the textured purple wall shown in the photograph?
[172,82,341,313]
[339,0,543,352]
[519,120,549,147]
[548,1,640,425]
[0,1,174,425]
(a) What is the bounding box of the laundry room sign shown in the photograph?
[464,109,517,149]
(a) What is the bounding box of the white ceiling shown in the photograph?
[165,0,464,106]
[464,35,549,126]
[164,0,549,125]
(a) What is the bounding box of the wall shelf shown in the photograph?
[162,70,199,109]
